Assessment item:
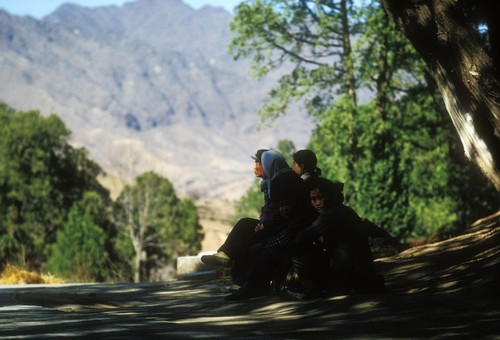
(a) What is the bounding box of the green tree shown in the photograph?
[114,171,202,282]
[230,1,497,242]
[229,0,359,120]
[0,104,109,269]
[46,191,110,282]
[381,0,500,190]
[311,1,497,240]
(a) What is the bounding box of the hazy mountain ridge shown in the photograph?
[0,0,312,200]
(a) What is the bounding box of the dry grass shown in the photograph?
[0,265,64,284]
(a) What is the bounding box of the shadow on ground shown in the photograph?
[1,213,499,339]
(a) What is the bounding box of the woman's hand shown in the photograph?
[255,222,265,233]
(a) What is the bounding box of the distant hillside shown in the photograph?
[0,0,312,199]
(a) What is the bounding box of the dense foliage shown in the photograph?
[0,104,108,269]
[0,104,202,281]
[230,0,498,242]
[46,192,110,282]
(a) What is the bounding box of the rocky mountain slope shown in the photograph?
[0,0,312,200]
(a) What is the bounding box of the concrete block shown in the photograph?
[176,254,218,280]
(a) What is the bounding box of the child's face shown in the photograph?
[279,200,294,219]
[310,188,326,212]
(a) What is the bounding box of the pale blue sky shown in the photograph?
[0,0,241,18]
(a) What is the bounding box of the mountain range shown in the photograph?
[0,0,312,200]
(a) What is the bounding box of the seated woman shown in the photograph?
[289,177,385,298]
[224,182,317,301]
[201,149,269,279]
[202,150,312,286]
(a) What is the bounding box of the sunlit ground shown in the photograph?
[0,212,498,338]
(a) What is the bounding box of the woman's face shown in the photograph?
[292,161,303,176]
[310,188,326,212]
[253,161,265,178]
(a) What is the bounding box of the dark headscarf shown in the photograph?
[251,149,268,163]
[292,149,322,179]
[309,177,345,206]
[293,149,317,169]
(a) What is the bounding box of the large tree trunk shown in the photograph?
[380,0,500,190]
